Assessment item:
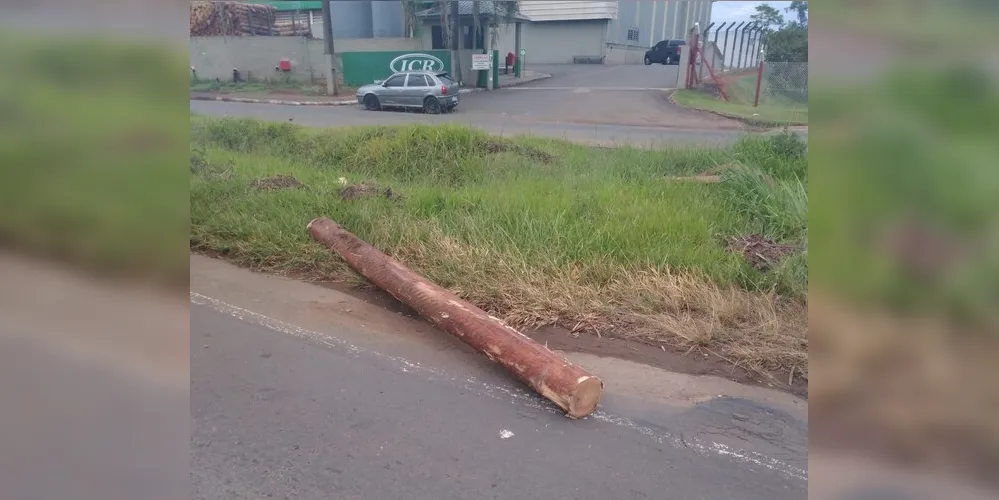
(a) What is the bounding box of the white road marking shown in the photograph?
[505,87,676,92]
[190,292,807,482]
[499,429,515,439]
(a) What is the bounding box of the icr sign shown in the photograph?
[389,53,446,73]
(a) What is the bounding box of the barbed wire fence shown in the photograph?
[689,21,807,122]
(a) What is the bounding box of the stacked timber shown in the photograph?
[190,2,311,37]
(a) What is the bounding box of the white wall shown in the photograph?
[518,1,617,21]
[605,43,647,65]
[519,20,608,63]
[189,36,424,83]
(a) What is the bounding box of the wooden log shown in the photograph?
[307,217,604,419]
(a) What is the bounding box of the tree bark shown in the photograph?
[307,217,603,419]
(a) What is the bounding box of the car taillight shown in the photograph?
[441,85,448,94]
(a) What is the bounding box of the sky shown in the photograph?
[711,1,793,25]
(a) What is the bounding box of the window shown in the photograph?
[669,40,686,47]
[435,73,456,86]
[627,27,640,43]
[431,26,445,50]
[406,74,428,87]
[384,75,406,87]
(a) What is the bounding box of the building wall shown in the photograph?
[189,36,423,83]
[518,1,617,21]
[329,1,373,38]
[370,0,405,38]
[303,1,404,39]
[604,43,647,65]
[607,0,712,48]
[520,20,608,63]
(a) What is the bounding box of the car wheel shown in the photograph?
[423,96,441,115]
[644,55,651,66]
[363,94,380,111]
[665,56,672,65]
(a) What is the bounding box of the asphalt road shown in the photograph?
[190,99,759,147]
[191,290,808,500]
[191,63,811,147]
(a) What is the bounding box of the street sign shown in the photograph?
[471,53,491,71]
[520,48,526,56]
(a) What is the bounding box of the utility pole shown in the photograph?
[321,0,339,95]
[451,1,462,85]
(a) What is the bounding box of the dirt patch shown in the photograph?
[728,234,798,272]
[666,175,722,183]
[702,163,745,177]
[339,182,401,201]
[480,139,556,164]
[251,175,304,191]
[667,163,776,185]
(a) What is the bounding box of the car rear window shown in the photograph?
[669,40,686,46]
[435,72,457,86]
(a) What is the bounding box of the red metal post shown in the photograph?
[701,51,729,102]
[754,60,764,107]
[687,31,700,88]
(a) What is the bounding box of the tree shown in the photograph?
[786,1,808,27]
[750,3,785,34]
[764,24,807,63]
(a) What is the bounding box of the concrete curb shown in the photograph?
[459,72,553,93]
[190,73,552,106]
[189,94,357,106]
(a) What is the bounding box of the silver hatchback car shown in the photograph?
[356,70,460,114]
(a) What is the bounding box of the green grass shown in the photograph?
[190,118,809,374]
[673,72,808,126]
[0,33,189,288]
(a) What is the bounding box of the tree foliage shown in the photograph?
[786,1,808,26]
[750,3,786,33]
[765,24,808,63]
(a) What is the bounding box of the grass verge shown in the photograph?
[672,73,808,127]
[190,118,808,379]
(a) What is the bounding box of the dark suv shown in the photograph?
[644,39,686,65]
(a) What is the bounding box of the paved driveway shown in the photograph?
[525,63,681,89]
[455,64,740,129]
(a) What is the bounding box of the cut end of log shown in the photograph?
[307,217,338,237]
[306,217,325,231]
[567,376,604,419]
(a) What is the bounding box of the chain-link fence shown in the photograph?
[760,61,808,109]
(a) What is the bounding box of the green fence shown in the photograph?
[341,50,452,86]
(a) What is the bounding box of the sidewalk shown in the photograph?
[189,91,356,106]
[460,69,551,92]
[189,70,551,106]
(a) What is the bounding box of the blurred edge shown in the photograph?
[0,1,190,500]
[809,0,999,498]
